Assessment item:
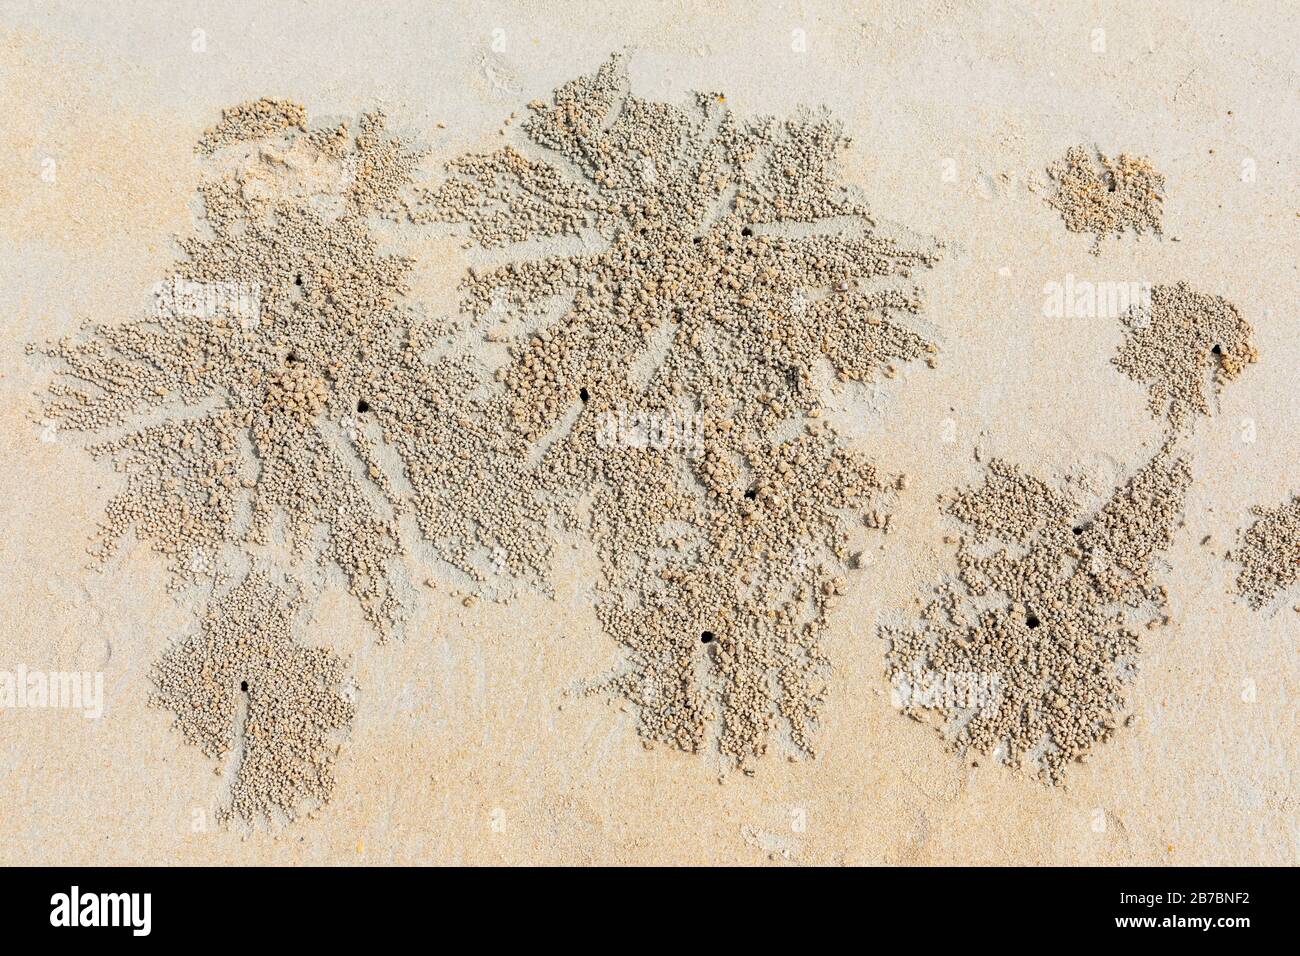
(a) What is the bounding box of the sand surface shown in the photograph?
[1,0,1296,865]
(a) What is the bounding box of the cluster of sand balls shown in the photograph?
[152,572,354,823]
[1045,144,1165,253]
[30,104,432,821]
[32,59,1284,817]
[879,145,1269,784]
[417,54,940,764]
[1113,282,1259,431]
[197,97,307,155]
[1230,495,1300,611]
[265,362,330,424]
[1109,283,1294,618]
[30,107,421,633]
[885,266,1259,780]
[32,57,945,815]
[884,447,1190,782]
[1109,283,1298,614]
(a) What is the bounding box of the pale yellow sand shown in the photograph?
[1,0,1295,865]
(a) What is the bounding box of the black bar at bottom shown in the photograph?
[0,866,1275,941]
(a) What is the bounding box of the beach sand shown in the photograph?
[0,0,1295,865]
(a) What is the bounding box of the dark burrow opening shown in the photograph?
[579,387,590,402]
[700,631,715,644]
[1026,615,1041,629]
[741,226,753,237]
[240,680,249,692]
[1212,343,1223,355]
[743,487,757,500]
[357,399,370,413]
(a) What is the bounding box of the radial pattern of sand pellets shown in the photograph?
[28,105,433,634]
[152,571,354,823]
[414,55,941,763]
[32,54,945,806]
[28,100,557,820]
[883,447,1190,782]
[885,280,1256,781]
